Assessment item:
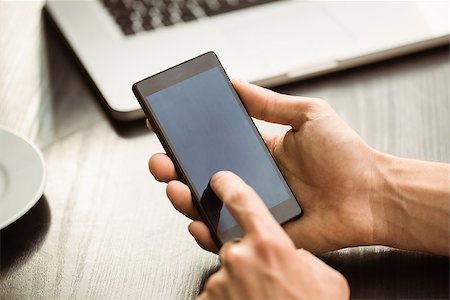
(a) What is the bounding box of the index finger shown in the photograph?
[210,171,282,235]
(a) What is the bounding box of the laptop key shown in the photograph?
[180,7,197,22]
[142,16,155,30]
[100,0,279,35]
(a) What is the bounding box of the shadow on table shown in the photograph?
[196,248,449,299]
[320,248,450,299]
[0,196,51,278]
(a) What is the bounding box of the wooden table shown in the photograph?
[1,2,448,299]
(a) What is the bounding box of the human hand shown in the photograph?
[149,79,380,253]
[197,171,349,300]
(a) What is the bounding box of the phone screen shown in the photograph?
[135,53,301,245]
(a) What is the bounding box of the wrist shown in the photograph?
[331,147,392,250]
[368,150,399,247]
[367,151,450,254]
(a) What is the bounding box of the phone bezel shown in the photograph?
[132,51,302,247]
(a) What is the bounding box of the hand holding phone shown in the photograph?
[133,52,302,247]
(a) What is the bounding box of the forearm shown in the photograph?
[371,152,450,256]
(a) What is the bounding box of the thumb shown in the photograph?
[232,79,312,130]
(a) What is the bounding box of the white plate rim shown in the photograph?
[0,126,47,230]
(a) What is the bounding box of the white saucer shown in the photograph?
[0,126,46,229]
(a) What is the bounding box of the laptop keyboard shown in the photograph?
[101,0,279,36]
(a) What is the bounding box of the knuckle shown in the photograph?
[223,244,249,268]
[314,98,334,112]
[299,98,334,125]
[252,233,284,261]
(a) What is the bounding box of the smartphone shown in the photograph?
[132,52,302,247]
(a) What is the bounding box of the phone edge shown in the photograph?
[132,74,224,249]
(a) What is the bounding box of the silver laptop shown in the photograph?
[45,0,449,121]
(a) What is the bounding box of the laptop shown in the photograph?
[45,0,449,121]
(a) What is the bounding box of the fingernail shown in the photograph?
[211,170,228,181]
[232,78,247,85]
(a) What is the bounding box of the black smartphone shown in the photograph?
[132,52,302,248]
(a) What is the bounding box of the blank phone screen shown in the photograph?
[146,67,291,240]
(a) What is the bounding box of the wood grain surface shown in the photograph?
[0,2,449,299]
